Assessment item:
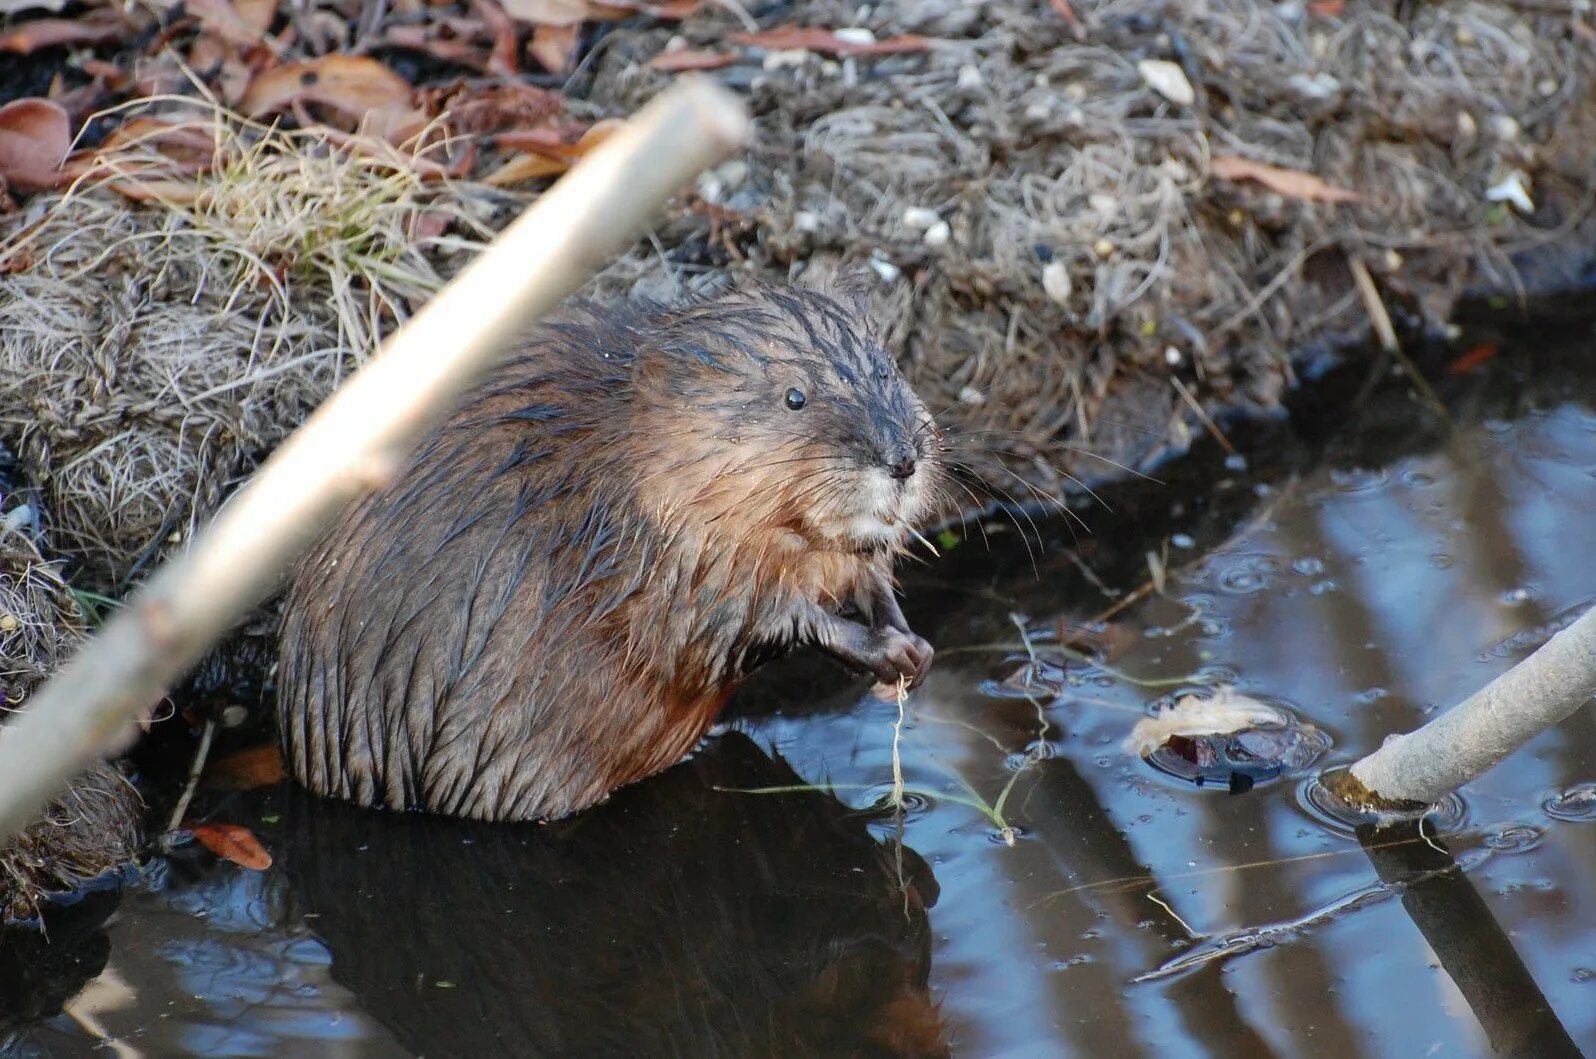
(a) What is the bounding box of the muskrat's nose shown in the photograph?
[887,453,918,481]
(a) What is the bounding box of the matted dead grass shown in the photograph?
[0,100,497,589]
[0,508,140,921]
[585,0,1596,492]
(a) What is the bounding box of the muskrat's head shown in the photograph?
[632,283,943,554]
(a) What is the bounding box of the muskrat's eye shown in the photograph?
[784,387,807,411]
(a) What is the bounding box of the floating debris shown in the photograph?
[1127,687,1330,793]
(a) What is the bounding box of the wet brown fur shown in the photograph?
[277,284,944,821]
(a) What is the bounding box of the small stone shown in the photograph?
[1025,100,1052,121]
[957,64,983,89]
[715,159,749,191]
[1488,114,1521,141]
[664,35,687,52]
[1454,26,1475,46]
[820,59,841,77]
[1456,112,1477,139]
[2,504,33,532]
[833,27,876,46]
[220,704,250,728]
[1092,237,1115,258]
[763,49,809,70]
[1088,193,1116,216]
[1041,261,1072,303]
[1486,169,1534,214]
[1538,77,1560,97]
[901,206,940,230]
[793,210,820,233]
[1286,72,1340,100]
[0,615,17,633]
[1384,249,1403,272]
[923,221,951,248]
[1137,59,1195,106]
[1063,82,1086,102]
[958,386,986,406]
[868,256,901,283]
[1164,346,1182,366]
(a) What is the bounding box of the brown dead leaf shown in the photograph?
[187,822,273,870]
[381,25,489,70]
[588,0,699,17]
[648,48,736,72]
[0,14,123,53]
[436,80,563,136]
[500,0,588,25]
[233,0,277,35]
[486,116,617,184]
[202,743,288,791]
[729,24,931,56]
[529,22,578,73]
[186,0,271,49]
[1049,0,1079,25]
[242,55,412,119]
[1307,0,1345,15]
[1210,155,1360,204]
[472,0,521,76]
[0,98,69,192]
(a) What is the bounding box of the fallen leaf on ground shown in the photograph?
[501,0,588,25]
[1210,154,1360,204]
[187,822,273,870]
[485,116,618,184]
[435,80,563,135]
[186,0,272,49]
[472,0,521,76]
[242,55,412,120]
[729,24,931,56]
[1049,0,1079,25]
[1447,341,1499,375]
[0,14,124,53]
[0,98,70,192]
[529,22,579,73]
[1307,0,1345,14]
[202,743,288,791]
[648,48,736,72]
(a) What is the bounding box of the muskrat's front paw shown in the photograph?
[867,627,934,696]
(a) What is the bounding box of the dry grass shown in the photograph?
[0,515,140,921]
[0,99,496,588]
[586,0,1596,493]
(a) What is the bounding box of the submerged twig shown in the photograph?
[161,717,215,844]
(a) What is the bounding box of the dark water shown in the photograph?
[8,323,1596,1057]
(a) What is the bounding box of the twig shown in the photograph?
[1347,252,1448,419]
[1169,375,1235,455]
[0,79,750,845]
[889,676,908,811]
[161,718,215,844]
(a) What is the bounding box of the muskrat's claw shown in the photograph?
[869,626,934,692]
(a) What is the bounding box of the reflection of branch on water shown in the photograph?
[1360,822,1583,1056]
[1133,843,1493,983]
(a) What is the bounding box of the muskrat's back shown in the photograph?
[278,285,942,821]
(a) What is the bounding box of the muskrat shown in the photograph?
[277,283,944,822]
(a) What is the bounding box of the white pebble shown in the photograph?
[1488,114,1520,141]
[1025,100,1052,121]
[1041,261,1072,304]
[1164,345,1183,366]
[1286,72,1340,100]
[763,49,810,70]
[958,386,986,406]
[1087,192,1117,216]
[923,220,950,247]
[868,256,901,283]
[833,27,876,46]
[1092,237,1115,258]
[901,206,940,230]
[794,210,820,233]
[2,504,33,532]
[957,64,984,89]
[664,35,687,52]
[1137,59,1195,107]
[1486,169,1534,214]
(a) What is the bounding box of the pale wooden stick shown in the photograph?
[1336,605,1596,809]
[0,79,750,844]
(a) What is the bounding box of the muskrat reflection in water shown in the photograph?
[272,732,948,1057]
[278,284,945,821]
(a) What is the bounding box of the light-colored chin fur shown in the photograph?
[812,466,932,553]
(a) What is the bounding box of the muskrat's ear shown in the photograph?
[824,266,875,315]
